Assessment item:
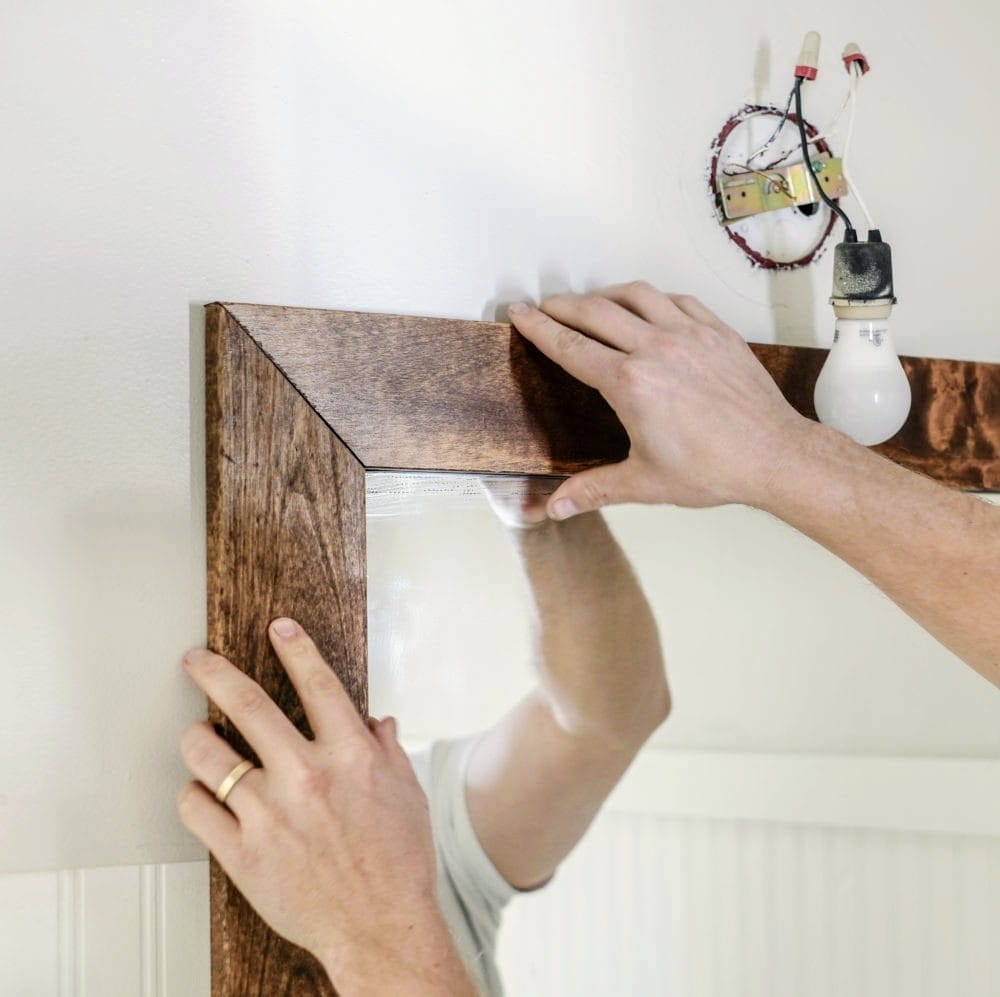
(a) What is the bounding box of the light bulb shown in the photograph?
[813,317,911,445]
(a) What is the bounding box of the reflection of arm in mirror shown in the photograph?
[509,284,1000,689]
[466,498,670,890]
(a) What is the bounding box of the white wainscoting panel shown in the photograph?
[0,863,209,997]
[0,870,60,997]
[498,814,1000,997]
[3,819,999,996]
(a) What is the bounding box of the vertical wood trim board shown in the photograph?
[206,306,368,995]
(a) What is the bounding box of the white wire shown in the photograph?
[721,65,879,232]
[742,92,795,164]
[721,107,826,178]
[722,65,880,233]
[840,63,877,231]
[761,88,851,168]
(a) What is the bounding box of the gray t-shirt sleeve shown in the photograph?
[410,737,517,996]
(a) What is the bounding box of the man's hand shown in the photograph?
[480,475,556,528]
[512,282,1000,687]
[508,282,813,518]
[178,619,474,995]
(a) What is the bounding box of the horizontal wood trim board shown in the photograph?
[220,303,1000,489]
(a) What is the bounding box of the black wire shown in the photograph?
[748,85,797,164]
[793,77,855,235]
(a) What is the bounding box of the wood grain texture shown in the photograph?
[205,299,999,995]
[224,303,629,475]
[886,355,1000,489]
[748,343,1000,489]
[206,305,367,996]
[223,303,1000,489]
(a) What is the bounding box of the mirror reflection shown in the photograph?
[367,472,1000,995]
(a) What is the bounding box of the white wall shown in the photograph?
[3,0,1000,993]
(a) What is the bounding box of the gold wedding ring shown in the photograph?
[215,759,255,805]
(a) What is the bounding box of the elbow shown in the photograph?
[652,684,672,728]
[601,685,671,754]
[634,644,671,738]
[549,677,671,754]
[639,682,671,740]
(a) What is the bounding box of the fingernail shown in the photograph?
[507,301,529,316]
[183,648,209,667]
[272,618,297,638]
[550,498,579,521]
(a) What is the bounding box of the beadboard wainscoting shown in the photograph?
[0,863,208,997]
[498,814,1000,997]
[4,811,999,997]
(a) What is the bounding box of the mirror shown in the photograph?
[367,472,1000,994]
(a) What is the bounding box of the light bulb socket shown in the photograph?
[829,234,897,320]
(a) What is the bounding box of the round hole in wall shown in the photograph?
[708,105,839,271]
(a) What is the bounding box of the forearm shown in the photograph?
[509,512,669,747]
[323,913,476,996]
[464,510,668,889]
[761,422,1000,687]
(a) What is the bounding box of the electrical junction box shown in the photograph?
[717,154,848,222]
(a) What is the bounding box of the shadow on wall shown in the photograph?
[481,32,820,346]
[43,303,209,869]
[190,300,207,586]
[486,264,819,350]
[769,267,818,347]
[484,269,585,323]
[55,489,206,868]
[754,35,818,347]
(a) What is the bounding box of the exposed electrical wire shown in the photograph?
[718,36,873,238]
[840,62,876,232]
[721,163,795,197]
[793,76,855,235]
[759,74,855,169]
[723,72,853,176]
[743,86,797,165]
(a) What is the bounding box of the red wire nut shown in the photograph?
[795,30,821,79]
[842,42,870,75]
